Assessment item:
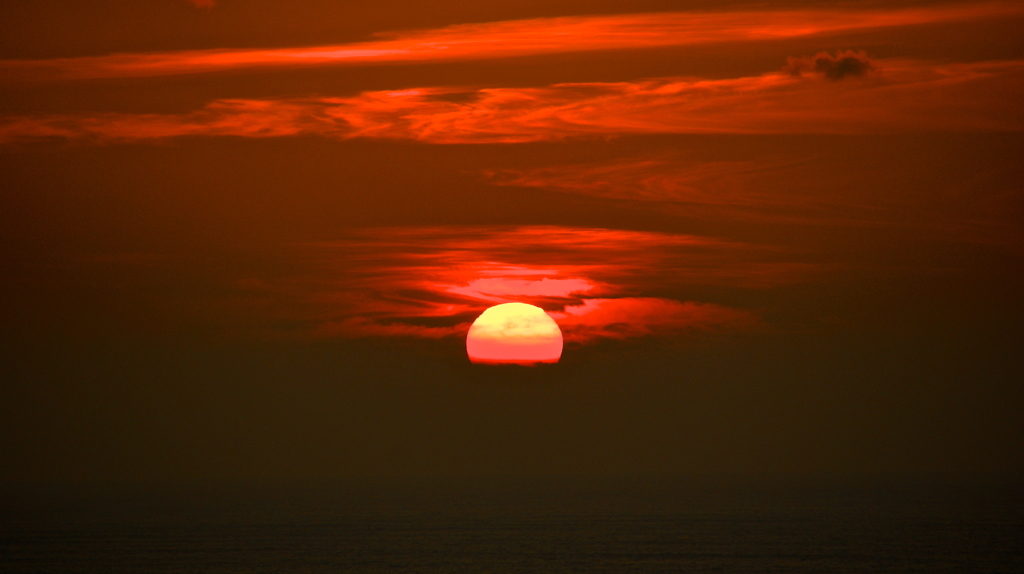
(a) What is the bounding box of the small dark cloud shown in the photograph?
[786,50,873,80]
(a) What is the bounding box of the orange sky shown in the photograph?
[5,56,1024,144]
[1,0,1021,482]
[2,2,1019,80]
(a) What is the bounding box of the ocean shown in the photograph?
[2,479,1021,573]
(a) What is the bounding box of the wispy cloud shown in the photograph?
[551,298,756,344]
[483,155,887,225]
[3,57,1021,144]
[226,226,809,343]
[2,2,1018,80]
[485,157,795,209]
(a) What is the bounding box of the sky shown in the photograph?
[1,0,1022,484]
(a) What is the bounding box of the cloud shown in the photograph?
[312,317,468,340]
[786,50,873,80]
[1,2,1019,81]
[222,226,809,342]
[309,298,760,344]
[3,57,1021,144]
[486,157,784,208]
[446,277,597,303]
[483,155,888,225]
[551,298,758,344]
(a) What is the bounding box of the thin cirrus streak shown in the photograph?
[485,157,808,209]
[551,298,755,344]
[3,56,1022,144]
[229,226,808,343]
[1,2,1020,81]
[483,155,894,226]
[482,156,1024,249]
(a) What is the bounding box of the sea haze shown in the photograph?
[2,478,1022,573]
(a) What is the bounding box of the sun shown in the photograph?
[466,302,563,365]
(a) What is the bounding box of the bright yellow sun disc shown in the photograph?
[466,302,563,365]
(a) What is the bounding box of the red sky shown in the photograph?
[1,0,1021,483]
[3,2,1019,80]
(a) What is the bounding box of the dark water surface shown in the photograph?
[2,480,1022,573]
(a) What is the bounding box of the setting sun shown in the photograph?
[466,302,563,365]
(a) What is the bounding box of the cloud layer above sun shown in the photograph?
[3,57,1022,144]
[218,226,811,344]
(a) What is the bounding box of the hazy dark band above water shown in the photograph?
[2,478,1022,573]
